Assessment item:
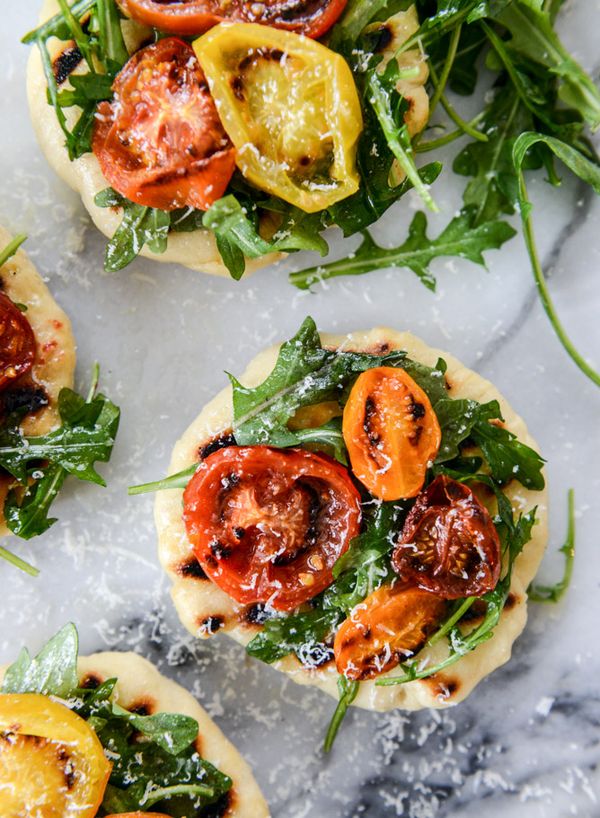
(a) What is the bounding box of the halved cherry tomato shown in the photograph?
[118,0,348,38]
[0,292,36,391]
[194,24,362,212]
[342,367,441,501]
[105,814,172,817]
[0,693,111,818]
[334,584,446,680]
[392,475,501,599]
[93,38,235,211]
[183,445,361,611]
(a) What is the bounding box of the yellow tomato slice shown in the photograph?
[194,23,363,212]
[0,693,111,818]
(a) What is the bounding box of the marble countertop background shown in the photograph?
[1,3,600,816]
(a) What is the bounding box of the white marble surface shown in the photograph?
[2,3,600,816]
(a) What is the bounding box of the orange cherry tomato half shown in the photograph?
[93,38,235,212]
[104,814,172,817]
[118,0,348,39]
[334,584,446,681]
[392,475,502,599]
[0,292,36,391]
[183,445,362,611]
[0,693,111,818]
[342,367,442,501]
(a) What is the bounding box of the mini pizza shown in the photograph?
[25,1,429,275]
[0,227,75,537]
[0,624,269,818]
[150,318,548,729]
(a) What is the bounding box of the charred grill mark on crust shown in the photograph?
[504,592,519,611]
[53,44,83,85]
[80,673,102,689]
[199,432,236,460]
[178,559,209,580]
[363,396,380,446]
[373,24,394,52]
[300,643,335,669]
[129,700,154,716]
[241,603,273,626]
[426,673,459,698]
[2,385,49,416]
[199,615,224,635]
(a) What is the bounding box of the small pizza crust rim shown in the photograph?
[155,328,548,713]
[0,225,76,535]
[27,0,282,277]
[0,651,270,818]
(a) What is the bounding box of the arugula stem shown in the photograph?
[36,37,72,147]
[0,234,27,267]
[529,489,575,602]
[415,113,485,153]
[86,362,101,402]
[0,545,39,576]
[367,72,439,212]
[143,783,214,807]
[428,24,462,121]
[128,464,197,495]
[96,0,129,71]
[427,597,475,647]
[323,677,359,753]
[516,172,600,387]
[429,61,487,143]
[22,0,96,43]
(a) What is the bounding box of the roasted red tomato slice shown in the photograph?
[392,475,501,599]
[118,0,348,39]
[92,38,235,212]
[0,292,36,391]
[334,584,446,680]
[183,445,362,611]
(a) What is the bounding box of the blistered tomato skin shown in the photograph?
[342,367,442,501]
[92,38,236,212]
[118,0,348,38]
[0,693,111,818]
[334,584,446,681]
[194,23,363,212]
[392,475,502,599]
[0,292,36,391]
[183,445,362,611]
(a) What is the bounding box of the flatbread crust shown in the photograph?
[27,0,281,277]
[155,328,548,713]
[0,225,76,534]
[0,651,269,818]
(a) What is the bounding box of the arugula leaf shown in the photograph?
[496,1,600,131]
[294,419,348,465]
[529,488,575,603]
[111,704,200,755]
[1,622,79,696]
[0,234,27,267]
[434,397,545,489]
[290,208,516,290]
[95,190,171,272]
[246,608,339,665]
[230,316,405,446]
[0,368,120,545]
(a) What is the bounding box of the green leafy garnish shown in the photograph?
[529,488,575,603]
[323,676,359,753]
[2,624,232,815]
[289,208,516,291]
[0,366,120,563]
